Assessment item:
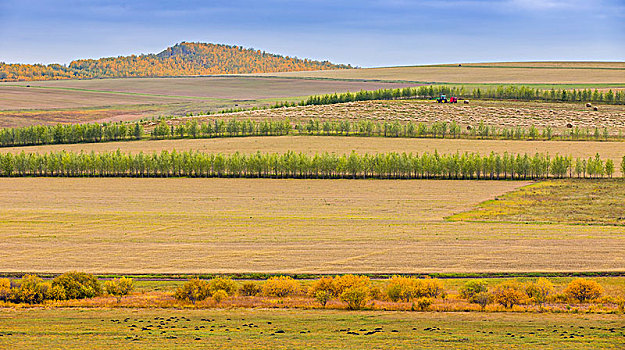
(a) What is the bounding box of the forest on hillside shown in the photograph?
[0,42,353,81]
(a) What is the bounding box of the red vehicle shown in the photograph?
[435,95,458,103]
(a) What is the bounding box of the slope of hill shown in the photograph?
[0,42,353,82]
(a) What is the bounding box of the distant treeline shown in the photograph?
[270,85,625,107]
[0,150,621,179]
[0,118,621,149]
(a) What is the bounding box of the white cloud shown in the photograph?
[510,0,590,10]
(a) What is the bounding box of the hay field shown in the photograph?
[198,99,625,132]
[5,136,623,175]
[1,177,624,274]
[1,308,623,349]
[255,62,625,84]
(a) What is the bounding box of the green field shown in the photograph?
[450,179,625,225]
[1,308,623,349]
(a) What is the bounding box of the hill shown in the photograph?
[0,42,353,82]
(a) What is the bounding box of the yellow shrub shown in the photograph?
[262,276,300,297]
[386,276,418,302]
[525,278,554,305]
[308,277,335,297]
[308,275,370,298]
[386,276,443,302]
[104,277,134,302]
[240,281,262,296]
[492,281,526,308]
[418,278,443,298]
[208,277,238,296]
[213,289,229,303]
[332,275,371,297]
[340,286,370,310]
[564,279,603,302]
[0,278,10,302]
[174,278,211,304]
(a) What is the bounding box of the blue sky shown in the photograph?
[0,0,623,67]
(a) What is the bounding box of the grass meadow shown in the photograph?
[1,308,623,349]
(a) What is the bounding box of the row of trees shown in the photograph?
[1,117,620,148]
[272,85,625,107]
[0,122,143,147]
[0,150,621,179]
[152,118,619,142]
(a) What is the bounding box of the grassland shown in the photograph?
[1,308,623,349]
[0,77,411,127]
[255,62,625,85]
[1,178,625,274]
[450,179,625,225]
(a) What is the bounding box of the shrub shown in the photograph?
[52,272,101,300]
[386,276,443,302]
[332,275,371,297]
[369,286,383,300]
[262,276,300,297]
[308,277,335,297]
[47,284,67,301]
[419,278,443,298]
[471,291,491,309]
[208,277,238,296]
[617,297,625,313]
[564,279,603,302]
[491,281,526,308]
[525,278,554,305]
[460,280,488,300]
[174,278,211,304]
[314,290,332,307]
[340,286,370,310]
[212,289,229,303]
[386,276,418,302]
[0,278,10,302]
[10,275,49,304]
[240,281,262,296]
[415,297,433,311]
[104,277,134,302]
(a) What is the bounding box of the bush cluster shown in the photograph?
[0,272,134,304]
[459,278,602,309]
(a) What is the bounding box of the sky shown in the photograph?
[0,0,623,67]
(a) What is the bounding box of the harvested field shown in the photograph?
[0,77,412,108]
[5,136,623,175]
[1,308,623,349]
[1,178,624,274]
[0,85,198,110]
[450,179,625,225]
[0,77,413,126]
[256,63,625,84]
[193,99,625,133]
